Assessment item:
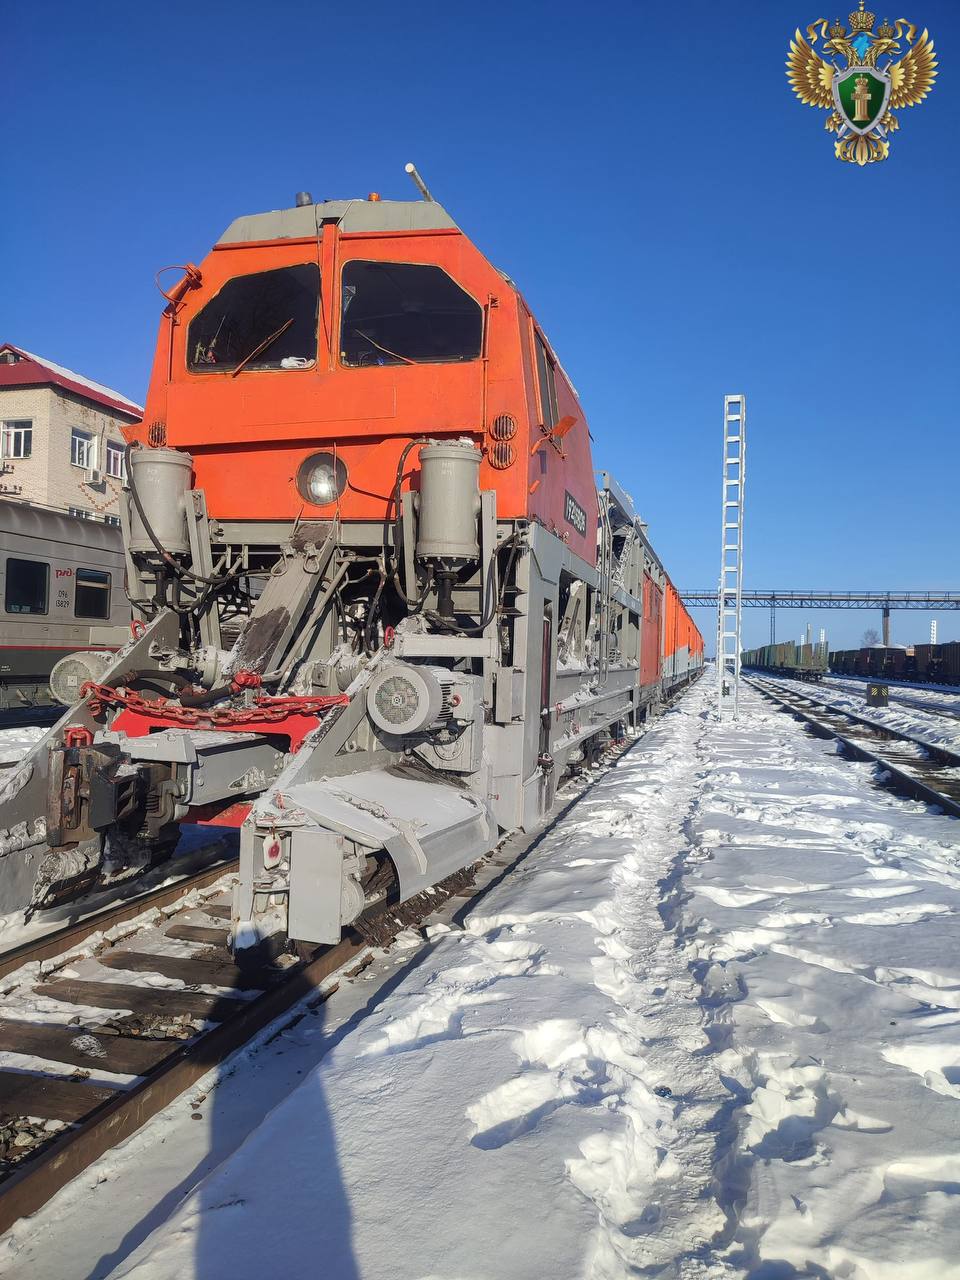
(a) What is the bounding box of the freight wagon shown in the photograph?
[829,643,960,686]
[741,641,827,681]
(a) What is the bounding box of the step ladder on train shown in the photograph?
[717,394,747,721]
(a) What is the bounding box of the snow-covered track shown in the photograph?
[822,676,960,723]
[0,716,659,1238]
[748,677,960,819]
[0,857,239,981]
[0,870,383,1234]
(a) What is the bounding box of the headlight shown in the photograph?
[296,452,347,506]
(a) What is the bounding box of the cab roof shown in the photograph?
[218,198,459,245]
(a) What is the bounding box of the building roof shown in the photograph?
[0,343,143,420]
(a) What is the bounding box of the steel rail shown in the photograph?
[0,853,239,980]
[747,677,960,819]
[821,678,960,724]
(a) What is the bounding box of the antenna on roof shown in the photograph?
[404,162,435,202]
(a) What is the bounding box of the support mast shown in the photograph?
[717,394,747,719]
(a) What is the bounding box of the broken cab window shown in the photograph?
[188,264,319,372]
[340,261,483,366]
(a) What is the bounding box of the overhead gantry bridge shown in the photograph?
[680,591,960,645]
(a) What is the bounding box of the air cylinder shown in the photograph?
[415,440,481,564]
[127,447,193,557]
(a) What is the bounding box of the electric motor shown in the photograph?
[366,663,455,736]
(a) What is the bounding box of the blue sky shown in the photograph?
[3,0,957,651]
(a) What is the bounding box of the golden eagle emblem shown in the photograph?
[787,1,937,164]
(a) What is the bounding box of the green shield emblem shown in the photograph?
[833,66,890,135]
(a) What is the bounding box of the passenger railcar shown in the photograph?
[0,183,702,943]
[0,501,128,709]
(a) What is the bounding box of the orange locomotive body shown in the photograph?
[0,186,703,948]
[136,198,597,564]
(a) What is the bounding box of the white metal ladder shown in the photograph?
[717,394,747,720]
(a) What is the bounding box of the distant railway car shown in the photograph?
[0,183,702,946]
[827,644,958,687]
[742,640,825,681]
[829,649,857,676]
[912,644,940,682]
[942,642,960,685]
[0,501,129,709]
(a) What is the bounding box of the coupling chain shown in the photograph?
[80,682,349,729]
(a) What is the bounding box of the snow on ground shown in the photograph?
[686,688,960,1278]
[764,675,960,751]
[823,675,960,719]
[824,674,960,704]
[0,724,45,764]
[3,678,960,1279]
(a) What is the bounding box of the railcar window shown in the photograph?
[534,333,559,430]
[187,264,319,373]
[5,558,48,615]
[340,262,482,366]
[75,568,111,619]
[1,421,32,459]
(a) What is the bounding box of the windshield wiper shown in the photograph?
[230,318,294,377]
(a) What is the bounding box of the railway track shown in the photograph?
[748,677,960,819]
[822,678,960,724]
[0,713,663,1236]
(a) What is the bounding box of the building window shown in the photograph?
[75,568,112,619]
[1,421,32,459]
[104,514,121,527]
[340,261,483,366]
[188,264,320,372]
[534,332,559,431]
[5,558,48,614]
[69,506,94,520]
[106,441,126,479]
[71,429,95,470]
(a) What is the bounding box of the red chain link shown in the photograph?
[230,669,262,691]
[80,682,348,730]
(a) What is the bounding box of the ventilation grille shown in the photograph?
[489,441,516,470]
[373,673,422,728]
[489,413,517,441]
[147,421,167,447]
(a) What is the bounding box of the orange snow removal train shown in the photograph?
[0,183,702,955]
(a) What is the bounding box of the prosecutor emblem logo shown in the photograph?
[787,1,937,164]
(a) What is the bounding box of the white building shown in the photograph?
[0,343,142,523]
